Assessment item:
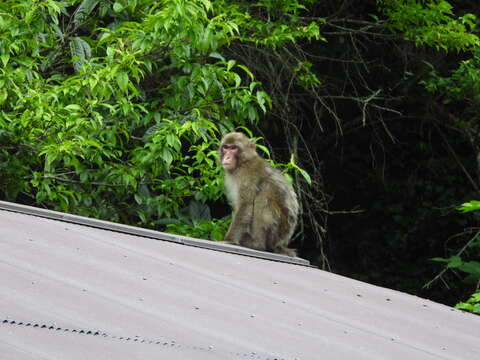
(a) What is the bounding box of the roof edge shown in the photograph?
[0,200,311,267]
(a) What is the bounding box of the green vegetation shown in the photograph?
[1,0,480,310]
[429,201,480,314]
[0,0,313,231]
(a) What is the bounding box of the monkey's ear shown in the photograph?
[248,141,256,150]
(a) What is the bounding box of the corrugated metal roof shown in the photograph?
[0,201,310,267]
[1,201,479,360]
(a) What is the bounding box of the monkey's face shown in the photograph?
[221,144,239,171]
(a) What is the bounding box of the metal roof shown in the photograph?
[1,201,479,360]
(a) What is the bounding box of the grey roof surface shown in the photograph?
[1,201,479,360]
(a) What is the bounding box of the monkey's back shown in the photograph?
[256,164,299,245]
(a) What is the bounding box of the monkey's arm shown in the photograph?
[224,204,253,245]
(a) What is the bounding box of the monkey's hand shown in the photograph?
[223,218,243,245]
[218,240,239,246]
[222,234,240,245]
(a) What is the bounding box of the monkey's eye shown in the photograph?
[223,144,237,150]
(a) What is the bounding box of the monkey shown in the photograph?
[218,132,299,257]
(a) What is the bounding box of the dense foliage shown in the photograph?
[432,201,480,314]
[1,0,480,309]
[0,0,307,238]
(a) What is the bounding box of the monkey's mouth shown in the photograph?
[222,161,235,170]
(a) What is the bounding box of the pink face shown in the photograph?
[221,144,238,171]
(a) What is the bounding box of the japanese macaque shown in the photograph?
[219,132,299,257]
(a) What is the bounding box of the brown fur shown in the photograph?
[219,132,299,257]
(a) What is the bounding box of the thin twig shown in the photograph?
[423,229,480,289]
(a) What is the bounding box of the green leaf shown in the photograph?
[283,172,293,185]
[237,64,254,80]
[113,2,124,13]
[209,52,225,61]
[457,261,480,277]
[64,104,83,112]
[297,167,312,185]
[134,193,143,204]
[116,72,129,93]
[446,256,462,268]
[226,60,236,71]
[161,148,173,165]
[458,200,480,213]
[188,200,211,221]
[70,37,91,73]
[74,0,99,27]
[0,54,9,67]
[232,72,241,88]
